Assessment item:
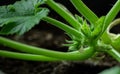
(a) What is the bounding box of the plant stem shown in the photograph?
[0,50,61,61]
[103,0,120,33]
[0,36,95,60]
[46,0,81,30]
[43,17,83,39]
[70,0,99,25]
[105,48,120,62]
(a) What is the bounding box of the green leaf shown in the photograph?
[81,20,91,37]
[75,14,83,25]
[0,0,49,35]
[99,66,120,74]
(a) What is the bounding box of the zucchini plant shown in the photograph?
[0,0,120,62]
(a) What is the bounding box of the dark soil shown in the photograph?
[0,0,120,74]
[0,58,112,74]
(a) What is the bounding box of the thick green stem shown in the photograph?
[0,36,95,60]
[0,50,61,61]
[43,17,83,39]
[103,0,120,33]
[70,0,99,25]
[105,48,120,62]
[46,0,81,30]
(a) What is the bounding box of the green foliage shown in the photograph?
[0,0,120,62]
[99,66,120,74]
[0,0,49,35]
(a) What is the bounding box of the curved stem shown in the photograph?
[46,0,81,30]
[0,36,95,60]
[102,18,120,51]
[43,17,83,39]
[0,50,61,61]
[107,18,120,30]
